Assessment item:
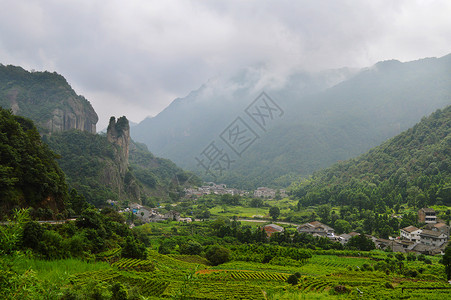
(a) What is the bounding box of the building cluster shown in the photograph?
[398,208,449,255]
[122,203,192,224]
[184,183,288,200]
[253,187,287,199]
[247,209,448,256]
[268,207,449,255]
[184,183,247,198]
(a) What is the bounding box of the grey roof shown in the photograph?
[420,229,445,238]
[419,207,435,213]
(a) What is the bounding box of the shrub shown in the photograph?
[407,253,417,261]
[121,236,147,260]
[384,282,394,289]
[395,253,405,261]
[111,282,127,300]
[334,285,349,294]
[180,241,203,255]
[286,274,298,285]
[206,245,230,266]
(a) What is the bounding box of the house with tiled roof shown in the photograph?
[424,222,450,237]
[297,221,335,237]
[263,224,284,237]
[419,229,448,247]
[400,226,422,242]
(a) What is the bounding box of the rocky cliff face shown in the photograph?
[46,97,98,133]
[107,116,130,176]
[0,64,98,134]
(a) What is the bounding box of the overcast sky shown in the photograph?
[1,0,450,129]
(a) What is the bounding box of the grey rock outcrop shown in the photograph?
[107,116,130,176]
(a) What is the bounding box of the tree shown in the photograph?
[334,219,351,235]
[21,221,44,250]
[442,243,451,280]
[269,206,280,221]
[206,245,230,266]
[121,236,147,259]
[346,234,375,251]
[317,204,331,223]
[180,240,203,255]
[286,274,299,285]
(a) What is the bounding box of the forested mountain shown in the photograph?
[132,54,451,189]
[291,105,451,210]
[0,65,98,134]
[0,64,199,207]
[0,107,68,217]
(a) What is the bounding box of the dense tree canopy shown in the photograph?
[0,108,68,216]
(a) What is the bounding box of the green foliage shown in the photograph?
[121,236,147,260]
[0,108,68,212]
[0,208,30,254]
[206,245,230,266]
[346,235,375,251]
[269,206,280,221]
[442,243,451,280]
[179,240,204,256]
[286,274,299,285]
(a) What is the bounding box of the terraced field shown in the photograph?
[64,250,450,299]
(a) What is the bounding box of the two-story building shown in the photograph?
[400,225,422,242]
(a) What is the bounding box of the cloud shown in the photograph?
[0,0,450,129]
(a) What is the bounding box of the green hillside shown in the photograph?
[0,107,68,217]
[291,105,451,209]
[44,130,200,207]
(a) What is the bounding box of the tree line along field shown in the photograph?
[2,245,450,299]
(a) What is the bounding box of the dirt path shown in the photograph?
[236,219,299,226]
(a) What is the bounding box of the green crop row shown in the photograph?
[163,281,265,300]
[229,271,289,281]
[111,258,154,271]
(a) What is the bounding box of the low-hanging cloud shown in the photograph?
[0,0,450,129]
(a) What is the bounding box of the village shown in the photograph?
[115,181,449,257]
[262,207,449,256]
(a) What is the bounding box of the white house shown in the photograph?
[400,226,422,242]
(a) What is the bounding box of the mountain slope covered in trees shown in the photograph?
[132,54,451,189]
[0,65,98,134]
[291,105,451,210]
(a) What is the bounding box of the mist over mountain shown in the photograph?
[132,54,451,189]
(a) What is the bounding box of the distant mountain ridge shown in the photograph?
[0,64,98,134]
[132,54,451,189]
